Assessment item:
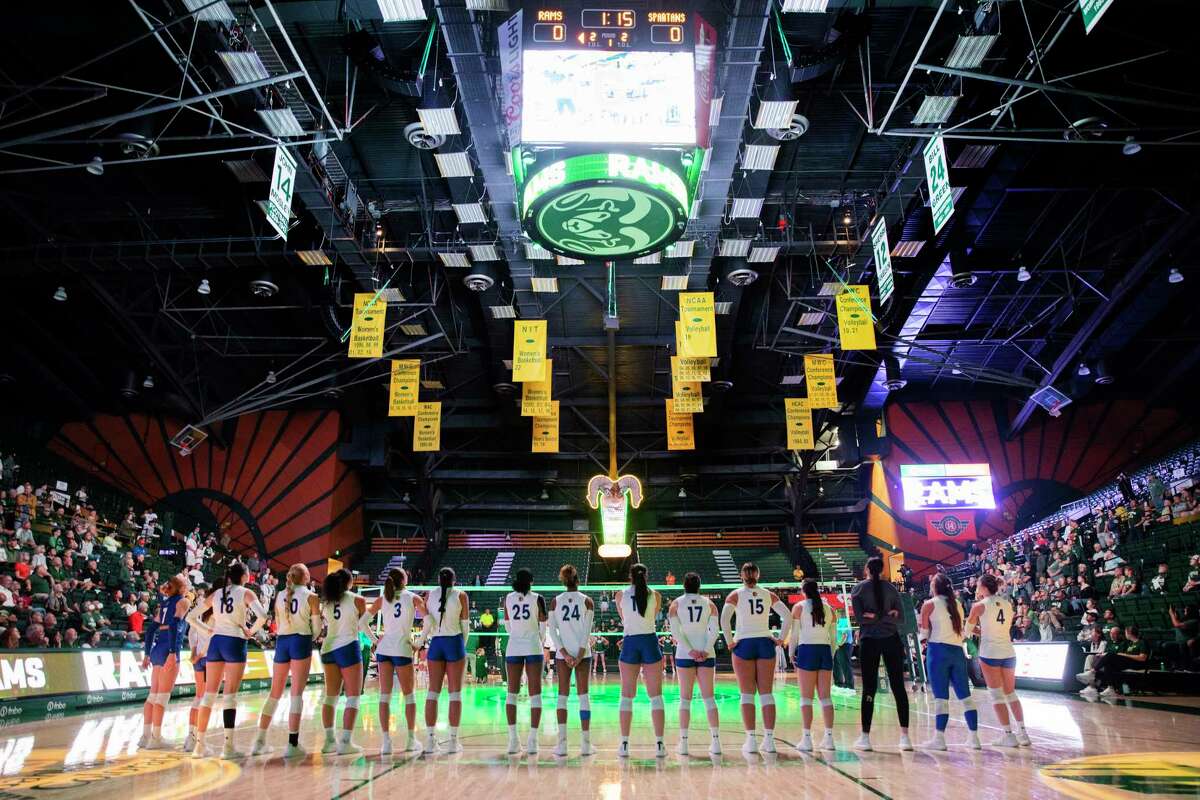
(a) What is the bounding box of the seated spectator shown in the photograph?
[1077,610,1101,642]
[128,602,146,634]
[1119,565,1142,597]
[13,552,32,582]
[1093,624,1150,698]
[101,531,119,553]
[131,538,147,559]
[1038,609,1063,642]
[1184,556,1200,593]
[1149,563,1170,595]
[15,521,34,547]
[1167,605,1199,669]
[24,623,47,648]
[81,631,101,649]
[122,631,141,650]
[62,628,79,648]
[2,626,20,649]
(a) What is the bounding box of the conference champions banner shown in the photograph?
[804,353,839,408]
[785,397,815,450]
[672,380,704,413]
[388,359,421,416]
[835,285,876,350]
[413,401,442,452]
[531,400,560,453]
[672,355,711,383]
[665,398,695,450]
[521,358,553,416]
[513,320,547,382]
[679,292,717,358]
[347,292,386,358]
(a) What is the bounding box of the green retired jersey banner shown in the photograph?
[923,134,954,235]
[1079,0,1116,33]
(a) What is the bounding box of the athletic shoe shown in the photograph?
[380,737,393,756]
[741,736,758,756]
[251,742,274,757]
[897,733,913,751]
[708,736,722,756]
[220,741,246,760]
[853,733,872,751]
[554,739,569,757]
[190,742,208,759]
[617,741,630,759]
[1075,670,1095,683]
[795,733,813,752]
[967,732,982,750]
[676,737,689,756]
[820,732,836,751]
[992,731,1020,748]
[921,733,947,751]
[655,741,667,759]
[441,737,463,755]
[760,734,777,754]
[1015,730,1032,747]
[284,743,307,759]
[423,732,437,755]
[182,732,196,753]
[1079,686,1099,700]
[336,741,363,756]
[144,735,168,750]
[506,732,520,755]
[405,735,422,753]
[321,735,338,754]
[526,732,540,755]
[1099,686,1118,699]
[580,738,595,757]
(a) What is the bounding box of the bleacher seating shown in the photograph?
[355,537,428,585]
[435,532,591,586]
[635,531,792,584]
[800,532,869,584]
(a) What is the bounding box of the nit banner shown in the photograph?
[804,353,839,409]
[531,401,560,453]
[521,359,553,416]
[513,320,547,382]
[388,359,420,417]
[785,397,815,450]
[665,398,695,450]
[413,401,441,452]
[348,293,386,358]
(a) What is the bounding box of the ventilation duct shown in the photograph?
[342,30,423,97]
[788,12,870,84]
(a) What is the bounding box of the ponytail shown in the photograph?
[384,567,407,602]
[283,563,307,623]
[322,568,351,604]
[512,567,533,596]
[437,567,455,625]
[933,573,962,635]
[804,579,825,628]
[866,555,884,616]
[222,563,246,606]
[979,573,1000,596]
[630,563,649,616]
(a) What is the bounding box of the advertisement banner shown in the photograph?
[924,134,954,235]
[679,292,717,358]
[347,293,385,359]
[871,218,895,305]
[498,10,524,145]
[671,355,711,383]
[531,401,560,453]
[671,379,704,413]
[804,353,839,409]
[521,358,553,416]
[512,320,547,382]
[924,510,978,541]
[835,285,876,350]
[693,14,717,149]
[264,145,297,240]
[388,359,421,417]
[665,398,695,450]
[784,397,815,451]
[413,401,442,452]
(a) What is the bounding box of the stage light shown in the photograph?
[53,286,67,302]
[1169,268,1184,284]
[1017,266,1031,282]
[197,278,211,295]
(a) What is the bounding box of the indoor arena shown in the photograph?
[2,1,1199,799]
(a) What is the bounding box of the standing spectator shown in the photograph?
[1184,555,1200,593]
[141,508,158,539]
[1147,474,1166,511]
[1149,563,1171,594]
[74,485,89,506]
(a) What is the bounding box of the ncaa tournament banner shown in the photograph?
[924,510,978,541]
[672,355,711,383]
[347,293,386,358]
[679,292,717,358]
[498,10,523,145]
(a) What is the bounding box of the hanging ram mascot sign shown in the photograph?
[586,474,644,559]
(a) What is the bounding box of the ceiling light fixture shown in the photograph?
[1169,267,1184,284]
[266,370,277,384]
[143,375,155,389]
[53,286,67,302]
[540,488,549,501]
[1077,362,1090,377]
[1016,266,1031,282]
[678,487,687,499]
[197,278,211,295]
[1122,136,1142,156]
[86,156,104,176]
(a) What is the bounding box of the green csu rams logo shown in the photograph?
[929,514,971,538]
[1040,752,1200,798]
[521,153,692,260]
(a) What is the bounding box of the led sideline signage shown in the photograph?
[900,463,996,511]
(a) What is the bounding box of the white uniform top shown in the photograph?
[188,620,211,658]
[211,585,250,639]
[425,586,466,637]
[275,586,316,637]
[320,592,361,654]
[504,591,544,657]
[978,594,1016,659]
[928,595,965,646]
[674,593,717,659]
[732,586,773,640]
[792,599,837,647]
[553,591,592,658]
[378,589,417,658]
[619,586,657,636]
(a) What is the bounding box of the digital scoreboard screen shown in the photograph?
[530,8,691,51]
[900,463,996,511]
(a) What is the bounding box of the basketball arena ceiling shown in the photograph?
[1,0,1198,522]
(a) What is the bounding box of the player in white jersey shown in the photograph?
[252,563,320,758]
[667,572,721,756]
[616,563,666,758]
[317,568,372,755]
[784,580,837,752]
[183,590,212,753]
[918,573,980,750]
[967,573,1030,747]
[367,567,426,755]
[547,564,595,757]
[421,567,470,754]
[720,562,790,755]
[501,568,548,755]
[186,563,268,759]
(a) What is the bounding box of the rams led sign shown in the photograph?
[900,463,996,511]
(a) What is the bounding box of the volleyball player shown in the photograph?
[317,568,371,756]
[188,563,268,758]
[918,573,980,750]
[720,562,789,755]
[182,592,212,754]
[368,567,426,755]
[967,574,1031,747]
[667,572,720,756]
[850,556,912,751]
[139,574,190,750]
[591,633,608,675]
[421,567,470,755]
[502,568,547,755]
[616,563,666,758]
[547,564,595,757]
[786,579,837,752]
[252,564,319,758]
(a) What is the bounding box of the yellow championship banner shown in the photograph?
[671,355,711,383]
[513,320,548,382]
[347,293,386,358]
[672,379,704,413]
[521,358,553,417]
[531,401,560,453]
[665,398,695,450]
[785,398,815,450]
[413,401,441,451]
[835,285,876,350]
[679,292,717,358]
[675,319,695,358]
[805,353,839,408]
[388,359,421,416]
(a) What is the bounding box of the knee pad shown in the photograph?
[556,695,568,712]
[530,694,542,709]
[702,697,717,712]
[618,696,634,713]
[740,693,755,705]
[405,694,416,707]
[760,693,775,707]
[649,695,664,711]
[344,696,360,710]
[223,694,238,711]
[989,687,1007,702]
[933,698,949,716]
[959,694,976,712]
[447,692,461,702]
[200,693,216,709]
[506,692,519,707]
[191,695,203,709]
[323,695,339,709]
[798,696,812,708]
[1005,692,1020,705]
[819,698,833,709]
[378,693,392,705]
[261,697,279,718]
[290,695,304,715]
[578,693,590,720]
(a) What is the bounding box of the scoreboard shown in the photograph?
[528,7,694,51]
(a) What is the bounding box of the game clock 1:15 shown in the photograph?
[581,9,635,28]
